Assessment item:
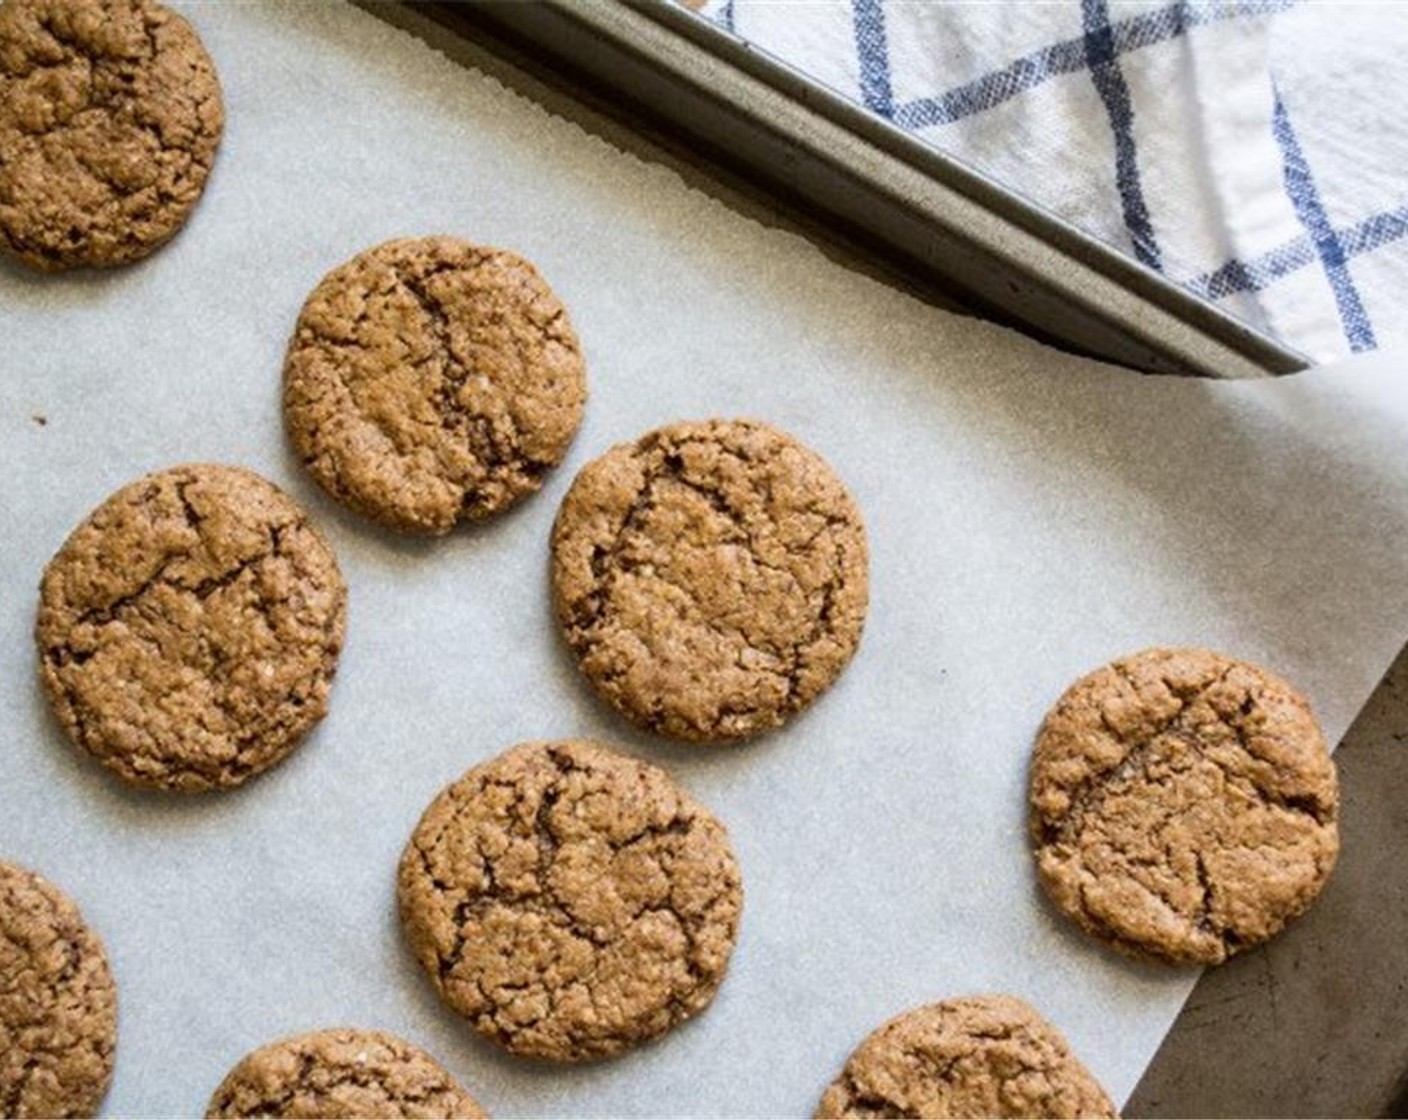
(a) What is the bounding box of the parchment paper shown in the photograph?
[4,3,1408,1116]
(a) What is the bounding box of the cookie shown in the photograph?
[551,419,868,742]
[36,463,347,792]
[283,236,587,535]
[0,861,117,1119]
[1030,646,1339,965]
[0,0,224,270]
[815,995,1116,1119]
[397,739,743,1061]
[205,1028,487,1120]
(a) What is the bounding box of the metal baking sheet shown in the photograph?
[414,0,1308,380]
[4,3,1408,1117]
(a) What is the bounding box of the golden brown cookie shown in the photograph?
[1030,646,1339,965]
[283,236,587,535]
[815,995,1117,1119]
[205,1028,487,1120]
[36,463,347,792]
[0,861,117,1120]
[398,740,743,1062]
[550,419,868,742]
[0,0,224,270]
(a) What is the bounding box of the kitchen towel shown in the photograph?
[702,0,1408,364]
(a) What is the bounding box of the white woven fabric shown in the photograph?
[702,0,1408,364]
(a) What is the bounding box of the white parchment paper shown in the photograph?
[4,3,1408,1116]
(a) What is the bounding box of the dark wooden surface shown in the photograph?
[366,5,1408,1112]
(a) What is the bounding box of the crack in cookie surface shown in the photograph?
[1029,646,1339,965]
[0,862,117,1120]
[397,740,743,1061]
[0,0,224,269]
[283,236,586,535]
[550,419,869,742]
[815,995,1117,1120]
[35,463,347,791]
[205,1028,487,1119]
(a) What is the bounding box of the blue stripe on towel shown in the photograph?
[894,1,1291,130]
[1082,0,1162,271]
[852,0,894,119]
[893,37,1089,130]
[1185,238,1317,301]
[1340,203,1408,259]
[1272,90,1376,350]
[1187,203,1408,302]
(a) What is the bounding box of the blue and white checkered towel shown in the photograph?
[701,0,1408,365]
